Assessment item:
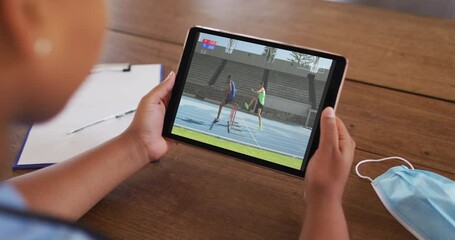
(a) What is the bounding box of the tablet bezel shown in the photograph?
[163,26,347,178]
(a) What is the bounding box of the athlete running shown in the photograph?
[214,75,237,123]
[244,81,266,129]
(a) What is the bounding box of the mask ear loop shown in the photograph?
[355,156,415,182]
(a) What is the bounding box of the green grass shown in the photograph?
[172,126,302,169]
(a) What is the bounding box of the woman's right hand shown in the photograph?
[304,107,356,205]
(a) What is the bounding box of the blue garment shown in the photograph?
[0,184,97,240]
[356,157,455,240]
[228,80,236,100]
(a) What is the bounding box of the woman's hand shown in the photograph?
[304,107,356,205]
[123,71,176,162]
[300,107,355,240]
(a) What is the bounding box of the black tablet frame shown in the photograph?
[163,26,347,178]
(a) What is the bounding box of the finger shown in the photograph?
[146,71,176,103]
[336,117,355,152]
[161,72,176,107]
[162,71,176,91]
[318,107,339,151]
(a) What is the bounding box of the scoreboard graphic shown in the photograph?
[201,38,216,50]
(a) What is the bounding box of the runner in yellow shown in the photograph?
[244,81,266,129]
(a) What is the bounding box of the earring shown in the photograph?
[34,38,53,56]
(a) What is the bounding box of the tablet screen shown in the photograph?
[164,27,346,177]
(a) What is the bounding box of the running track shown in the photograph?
[174,96,311,158]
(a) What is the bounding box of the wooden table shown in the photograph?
[4,0,455,239]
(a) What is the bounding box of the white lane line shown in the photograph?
[242,119,259,147]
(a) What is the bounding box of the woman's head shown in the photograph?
[0,1,106,122]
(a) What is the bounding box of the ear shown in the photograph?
[1,0,45,60]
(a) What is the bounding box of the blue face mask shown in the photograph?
[355,157,455,240]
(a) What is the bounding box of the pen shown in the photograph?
[67,109,136,135]
[115,109,136,118]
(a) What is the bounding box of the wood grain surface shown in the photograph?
[4,1,455,239]
[106,0,455,102]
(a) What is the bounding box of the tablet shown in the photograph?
[163,26,347,177]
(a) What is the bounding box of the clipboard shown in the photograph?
[14,64,164,169]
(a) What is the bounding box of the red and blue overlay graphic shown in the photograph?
[201,39,216,50]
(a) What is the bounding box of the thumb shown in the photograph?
[162,71,176,92]
[318,107,339,151]
[146,71,175,104]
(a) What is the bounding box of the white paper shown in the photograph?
[16,64,162,168]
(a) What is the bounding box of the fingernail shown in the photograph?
[324,107,335,118]
[164,71,175,80]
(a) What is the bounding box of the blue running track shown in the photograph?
[174,96,311,158]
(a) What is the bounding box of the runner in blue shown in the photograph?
[214,75,237,123]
